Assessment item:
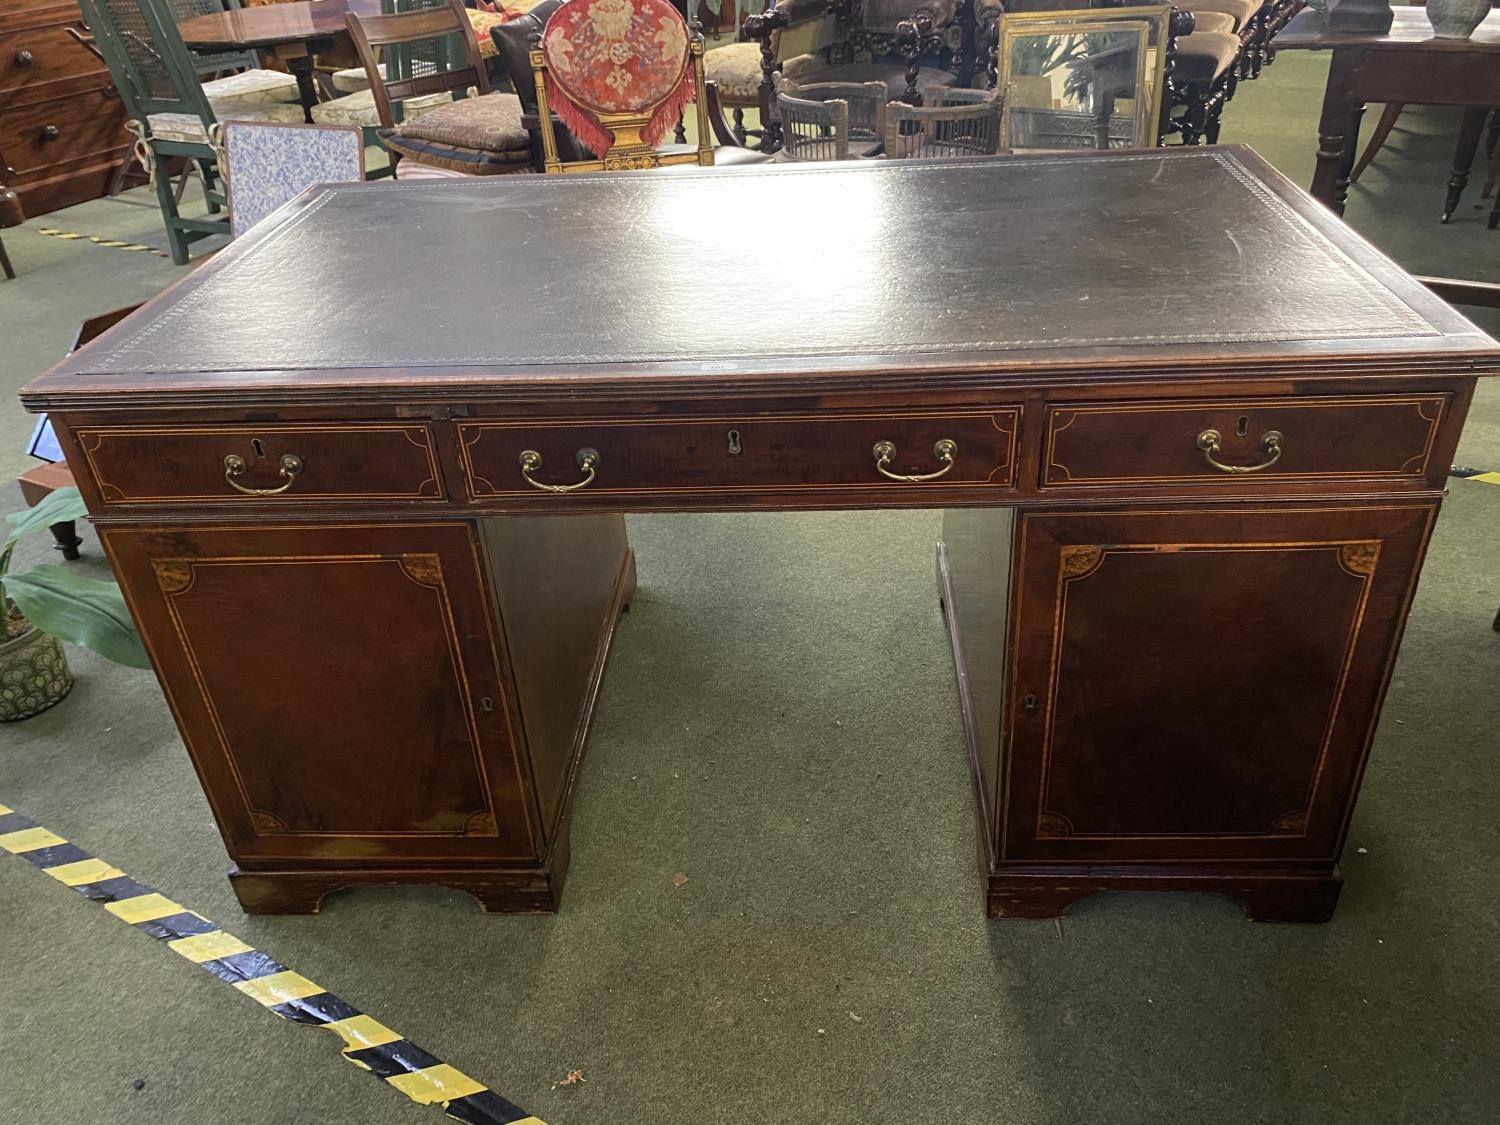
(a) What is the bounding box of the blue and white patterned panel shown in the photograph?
[224,122,366,238]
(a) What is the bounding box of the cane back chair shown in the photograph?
[77,0,304,263]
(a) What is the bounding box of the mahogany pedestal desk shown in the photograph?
[21,149,1500,921]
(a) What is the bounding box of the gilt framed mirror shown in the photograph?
[997,5,1171,152]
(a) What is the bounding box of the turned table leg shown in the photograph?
[1312,47,1365,215]
[1442,106,1489,224]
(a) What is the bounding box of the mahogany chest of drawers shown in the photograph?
[0,0,127,216]
[21,150,1500,921]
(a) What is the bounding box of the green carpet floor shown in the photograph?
[2,50,1498,1125]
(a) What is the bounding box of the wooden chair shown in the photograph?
[17,304,143,561]
[778,77,887,156]
[344,0,535,175]
[775,89,852,159]
[529,0,762,172]
[76,0,305,263]
[222,121,366,236]
[884,87,1001,158]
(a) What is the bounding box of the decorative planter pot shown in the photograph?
[1,615,74,722]
[1426,0,1489,39]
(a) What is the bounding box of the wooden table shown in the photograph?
[1275,7,1500,223]
[20,150,1500,923]
[177,0,383,120]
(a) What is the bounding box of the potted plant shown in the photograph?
[2,487,150,721]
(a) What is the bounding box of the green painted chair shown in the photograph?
[77,0,303,264]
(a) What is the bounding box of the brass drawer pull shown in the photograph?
[519,447,598,493]
[873,438,958,483]
[1196,428,1283,474]
[224,453,303,495]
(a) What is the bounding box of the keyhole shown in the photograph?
[1022,693,1039,712]
[252,438,266,458]
[1235,416,1249,439]
[480,696,494,713]
[727,429,742,456]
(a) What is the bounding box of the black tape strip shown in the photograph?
[269,991,362,1026]
[17,842,93,869]
[75,875,156,903]
[444,1089,536,1125]
[134,911,218,941]
[344,1040,445,1080]
[197,949,289,986]
[0,811,36,836]
[2,801,542,1124]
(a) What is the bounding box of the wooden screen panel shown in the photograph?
[1001,504,1435,864]
[103,522,536,863]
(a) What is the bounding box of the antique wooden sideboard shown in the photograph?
[20,149,1500,921]
[1,0,128,215]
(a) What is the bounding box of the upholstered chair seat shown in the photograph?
[1189,10,1238,35]
[1185,0,1263,32]
[702,42,822,103]
[310,87,453,127]
[330,62,385,93]
[148,100,305,144]
[378,91,534,175]
[200,68,301,106]
[1172,30,1242,84]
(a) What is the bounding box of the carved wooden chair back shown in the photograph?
[775,89,850,161]
[345,0,490,129]
[883,88,1002,159]
[528,0,713,173]
[778,77,887,156]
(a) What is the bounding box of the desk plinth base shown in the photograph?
[227,854,572,915]
[984,869,1343,923]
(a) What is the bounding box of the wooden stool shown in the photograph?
[17,461,82,559]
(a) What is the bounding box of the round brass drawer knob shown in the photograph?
[40,125,60,141]
[16,50,35,66]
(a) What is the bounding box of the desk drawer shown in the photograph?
[0,22,109,99]
[1042,396,1447,488]
[76,423,445,505]
[0,87,124,176]
[459,409,1019,498]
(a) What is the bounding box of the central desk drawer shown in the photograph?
[459,410,1019,498]
[76,423,446,505]
[1042,396,1448,488]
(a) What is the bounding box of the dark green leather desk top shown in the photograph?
[23,146,1497,410]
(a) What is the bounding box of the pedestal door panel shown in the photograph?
[102,522,537,865]
[999,503,1436,866]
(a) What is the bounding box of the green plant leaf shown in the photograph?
[5,487,90,546]
[4,564,151,669]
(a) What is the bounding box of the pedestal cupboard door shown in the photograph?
[102,523,537,863]
[1001,504,1435,865]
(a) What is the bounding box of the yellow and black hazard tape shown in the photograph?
[35,227,171,258]
[1450,465,1500,486]
[0,801,544,1125]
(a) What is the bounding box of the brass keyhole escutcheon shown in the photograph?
[727,429,742,456]
[1022,693,1040,712]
